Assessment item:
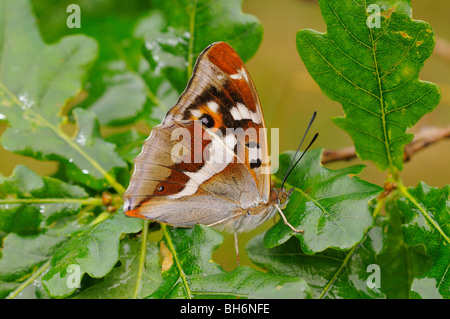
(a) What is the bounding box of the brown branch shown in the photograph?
[321,126,450,164]
[321,146,356,163]
[403,126,450,162]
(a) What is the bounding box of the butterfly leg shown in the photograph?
[274,204,304,234]
[234,232,240,266]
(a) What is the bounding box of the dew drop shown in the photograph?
[18,93,35,110]
[76,132,87,146]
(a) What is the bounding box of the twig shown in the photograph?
[321,126,450,164]
[403,126,450,162]
[321,146,356,163]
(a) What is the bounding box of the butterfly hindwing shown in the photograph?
[124,120,260,229]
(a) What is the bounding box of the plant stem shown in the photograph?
[372,196,386,218]
[161,224,193,299]
[6,260,51,299]
[133,220,150,299]
[0,197,103,205]
[89,211,111,226]
[318,241,359,299]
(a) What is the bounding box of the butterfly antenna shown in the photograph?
[280,112,318,190]
[281,132,319,189]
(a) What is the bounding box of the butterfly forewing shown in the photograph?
[163,42,271,201]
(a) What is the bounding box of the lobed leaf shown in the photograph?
[62,108,127,190]
[105,129,147,165]
[0,165,88,235]
[296,0,441,172]
[141,0,263,93]
[30,0,156,126]
[247,229,385,299]
[87,10,180,126]
[31,0,263,126]
[0,0,126,192]
[0,221,80,299]
[73,237,162,299]
[150,225,312,299]
[397,182,450,299]
[41,212,143,298]
[375,199,432,298]
[264,149,383,253]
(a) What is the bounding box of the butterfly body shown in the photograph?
[123,42,293,234]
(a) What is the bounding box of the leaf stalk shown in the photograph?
[133,220,150,299]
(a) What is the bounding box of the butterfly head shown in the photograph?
[275,187,294,209]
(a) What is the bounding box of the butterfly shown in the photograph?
[123,42,317,263]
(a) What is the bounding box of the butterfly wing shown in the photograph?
[123,120,260,229]
[123,42,273,232]
[163,42,271,201]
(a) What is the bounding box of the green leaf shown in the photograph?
[247,228,385,299]
[31,0,156,126]
[41,212,143,298]
[87,65,148,126]
[0,0,97,119]
[264,149,383,253]
[83,9,179,126]
[0,0,126,193]
[105,129,147,165]
[150,225,312,299]
[0,221,80,299]
[31,0,263,126]
[0,165,90,235]
[0,234,55,298]
[376,199,432,298]
[296,0,441,172]
[62,108,128,190]
[142,0,263,93]
[73,237,162,299]
[188,266,312,299]
[397,182,450,299]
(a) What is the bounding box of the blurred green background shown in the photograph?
[0,0,449,270]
